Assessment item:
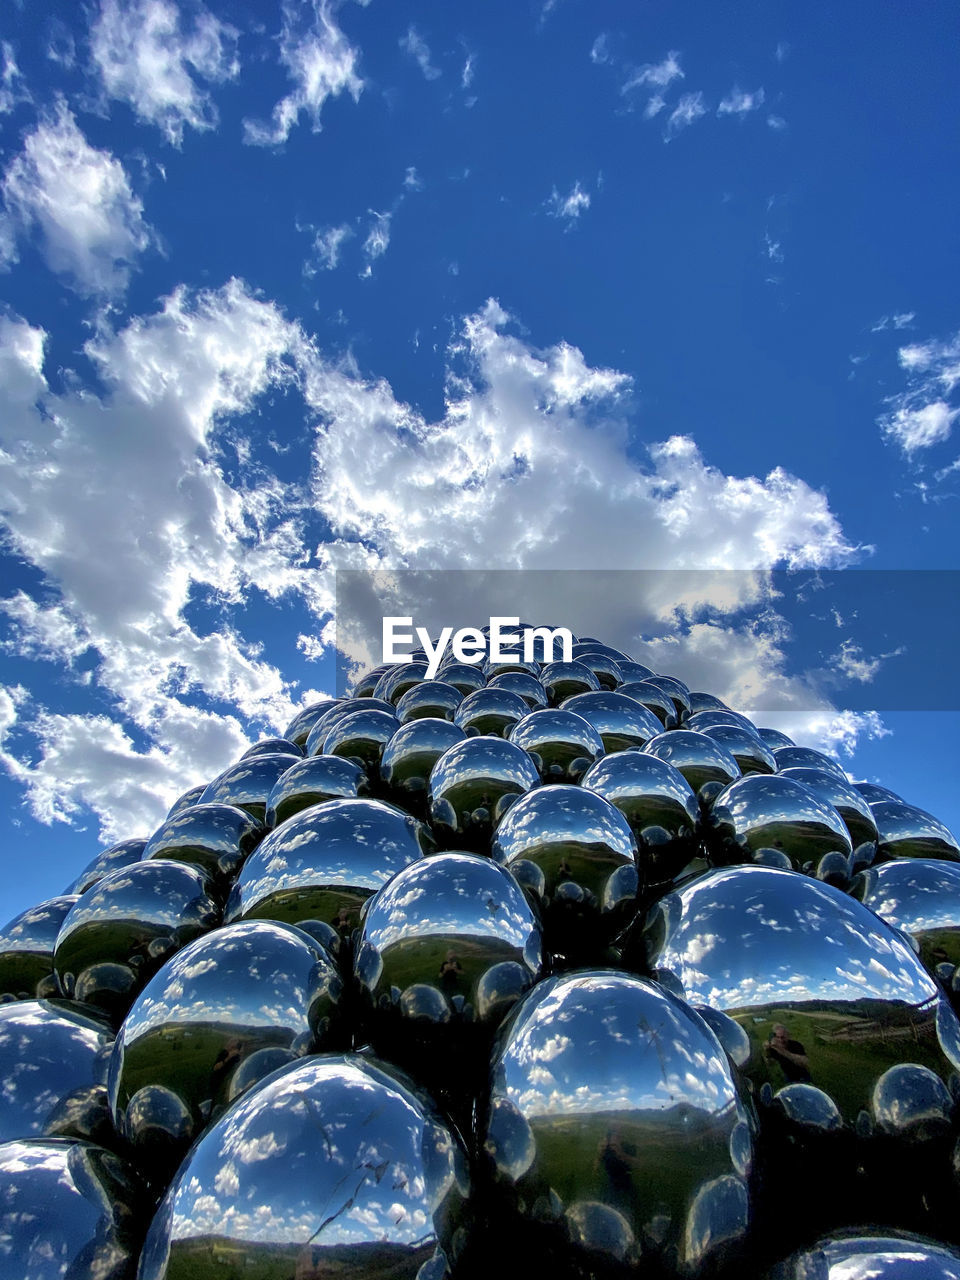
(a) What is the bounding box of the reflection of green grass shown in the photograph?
[166,1236,432,1280]
[377,934,519,1000]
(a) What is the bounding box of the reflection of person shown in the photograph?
[764,1023,811,1083]
[557,857,573,882]
[439,949,463,993]
[334,906,353,935]
[210,1038,244,1094]
[597,1127,639,1216]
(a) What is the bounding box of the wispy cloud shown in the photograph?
[622,50,684,94]
[872,312,915,333]
[461,51,475,88]
[879,328,960,454]
[243,0,363,146]
[90,0,239,146]
[664,92,706,140]
[0,41,30,115]
[546,180,590,226]
[717,86,765,117]
[590,34,611,66]
[400,26,440,80]
[360,210,391,277]
[303,223,353,274]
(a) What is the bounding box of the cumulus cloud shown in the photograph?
[879,328,960,454]
[546,180,590,225]
[0,287,867,836]
[1,102,152,295]
[90,0,239,145]
[243,0,363,146]
[400,26,440,81]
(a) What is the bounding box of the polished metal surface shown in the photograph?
[435,660,486,696]
[66,837,148,896]
[572,640,631,663]
[707,774,852,867]
[354,851,544,1062]
[643,729,742,795]
[0,1138,149,1279]
[283,698,342,747]
[428,736,541,850]
[485,655,541,680]
[0,1001,115,1146]
[490,785,640,940]
[0,895,78,1000]
[617,679,678,727]
[396,678,463,723]
[773,745,845,778]
[200,753,301,824]
[454,687,530,737]
[757,727,796,750]
[483,970,754,1275]
[486,670,549,708]
[778,766,879,851]
[559,690,664,751]
[165,785,205,820]
[264,753,370,827]
[539,659,602,705]
[351,665,391,698]
[241,737,303,760]
[702,724,777,775]
[768,1232,960,1279]
[142,802,264,884]
[641,674,692,721]
[507,707,605,783]
[852,858,960,972]
[872,800,960,862]
[580,751,701,885]
[374,660,431,704]
[137,1054,470,1280]
[686,709,759,736]
[320,706,400,779]
[688,691,731,715]
[645,863,960,1124]
[303,697,395,756]
[226,798,432,934]
[856,782,904,805]
[109,919,343,1179]
[380,717,467,817]
[572,651,623,689]
[617,660,656,683]
[54,860,220,1021]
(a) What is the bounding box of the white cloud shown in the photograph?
[622,51,684,94]
[1,102,152,296]
[871,312,915,333]
[403,166,422,190]
[360,210,391,276]
[665,92,706,140]
[304,222,353,273]
[243,0,363,146]
[400,27,440,81]
[767,114,787,131]
[717,86,765,117]
[590,34,611,66]
[546,180,590,225]
[879,328,960,455]
[764,233,783,263]
[0,42,29,115]
[90,0,239,146]
[461,52,475,88]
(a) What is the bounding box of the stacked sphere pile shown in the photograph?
[2,626,960,1278]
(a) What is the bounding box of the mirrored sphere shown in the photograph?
[572,651,623,690]
[539,660,602,705]
[0,895,78,1000]
[560,690,664,751]
[137,1055,470,1280]
[486,671,549,708]
[283,699,341,747]
[380,717,466,818]
[54,860,220,1020]
[396,679,463,723]
[200,753,301,824]
[580,752,701,887]
[618,660,656,683]
[687,710,760,736]
[641,673,692,721]
[66,837,148,896]
[768,1232,960,1279]
[852,859,960,973]
[485,656,541,680]
[428,737,541,851]
[321,707,401,780]
[707,775,852,868]
[0,1138,149,1279]
[165,785,205,820]
[645,864,960,1124]
[454,688,530,737]
[264,754,370,827]
[435,661,486,696]
[490,786,639,945]
[241,737,303,760]
[773,746,845,778]
[483,971,754,1277]
[856,782,904,805]
[643,729,742,796]
[351,665,391,697]
[304,697,396,755]
[702,724,777,775]
[226,798,432,935]
[0,1001,114,1145]
[109,920,343,1180]
[572,640,631,663]
[374,660,431,704]
[354,852,544,1070]
[688,692,731,715]
[617,680,678,727]
[757,727,796,750]
[508,708,605,783]
[778,767,879,852]
[141,802,264,885]
[872,800,960,863]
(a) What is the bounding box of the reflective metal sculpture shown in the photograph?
[109,919,343,1182]
[560,690,664,751]
[852,858,960,975]
[374,660,430,703]
[428,736,541,850]
[141,802,263,885]
[487,670,549,707]
[618,679,678,727]
[641,673,692,721]
[226,797,432,934]
[482,970,754,1277]
[380,717,467,817]
[706,774,852,868]
[508,707,605,783]
[264,753,369,827]
[199,753,300,824]
[303,696,396,755]
[0,1138,149,1279]
[580,751,701,887]
[778,766,878,853]
[757,727,795,750]
[0,1001,115,1145]
[137,1055,470,1280]
[643,729,742,796]
[164,784,205,819]
[701,723,777,775]
[54,860,220,1020]
[768,1232,960,1279]
[435,660,486,696]
[66,837,148,896]
[643,864,960,1125]
[539,659,602,704]
[0,894,78,1000]
[320,705,400,779]
[284,698,342,746]
[454,687,530,737]
[396,678,463,722]
[772,745,845,777]
[872,800,960,862]
[241,737,303,760]
[572,650,623,689]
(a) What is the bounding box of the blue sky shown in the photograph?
[0,0,958,922]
